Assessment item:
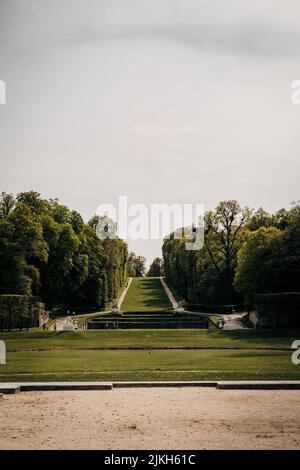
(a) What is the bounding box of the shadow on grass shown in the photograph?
[204,328,300,344]
[138,278,170,309]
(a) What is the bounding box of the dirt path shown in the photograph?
[1,388,299,449]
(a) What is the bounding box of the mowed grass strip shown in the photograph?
[0,349,299,382]
[2,328,300,351]
[121,277,171,312]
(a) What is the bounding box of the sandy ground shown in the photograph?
[0,388,300,450]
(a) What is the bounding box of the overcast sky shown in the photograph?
[0,0,299,263]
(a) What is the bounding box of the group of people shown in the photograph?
[105,322,119,329]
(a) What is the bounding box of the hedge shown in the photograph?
[186,304,237,314]
[255,293,300,316]
[0,295,44,330]
[255,292,300,327]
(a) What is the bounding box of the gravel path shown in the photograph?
[1,388,299,450]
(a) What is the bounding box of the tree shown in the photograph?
[246,208,273,231]
[9,201,48,294]
[147,257,163,276]
[40,222,80,308]
[0,192,129,314]
[205,201,252,273]
[0,192,15,219]
[204,201,252,302]
[0,220,31,295]
[0,295,29,331]
[234,210,300,307]
[73,225,106,309]
[234,227,281,307]
[0,193,48,296]
[127,252,146,277]
[163,201,252,305]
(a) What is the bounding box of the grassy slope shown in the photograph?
[121,277,171,312]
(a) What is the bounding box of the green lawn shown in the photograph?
[2,328,299,350]
[0,348,299,382]
[121,277,171,312]
[0,328,300,382]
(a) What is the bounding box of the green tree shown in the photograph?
[73,225,106,309]
[0,191,130,314]
[234,211,300,307]
[163,201,252,305]
[234,227,281,307]
[147,257,163,276]
[0,220,31,295]
[127,252,146,277]
[204,201,252,302]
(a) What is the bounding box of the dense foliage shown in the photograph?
[0,192,128,311]
[235,205,300,307]
[147,257,163,277]
[0,294,45,331]
[163,200,300,309]
[127,251,146,277]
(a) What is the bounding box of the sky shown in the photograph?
[0,0,300,264]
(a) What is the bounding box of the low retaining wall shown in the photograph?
[1,381,300,394]
[87,321,208,329]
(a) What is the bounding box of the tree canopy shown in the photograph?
[147,257,163,277]
[127,251,146,277]
[163,200,300,308]
[0,191,128,311]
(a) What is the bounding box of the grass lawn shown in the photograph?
[0,328,300,382]
[2,328,300,350]
[0,348,299,382]
[121,277,171,312]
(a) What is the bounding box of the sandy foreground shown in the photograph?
[0,388,300,450]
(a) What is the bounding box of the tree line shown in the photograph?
[0,191,128,311]
[162,200,300,309]
[127,251,147,277]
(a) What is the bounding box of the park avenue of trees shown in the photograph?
[0,192,299,324]
[163,200,300,310]
[0,191,128,312]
